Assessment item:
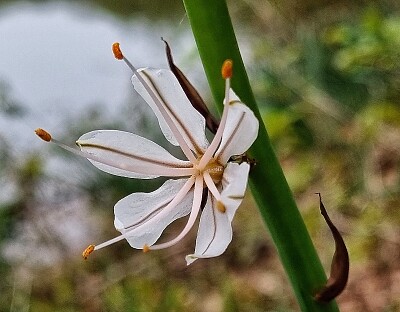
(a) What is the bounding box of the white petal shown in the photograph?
[215,89,259,164]
[77,130,193,179]
[221,162,250,221]
[132,68,209,154]
[186,194,232,265]
[148,174,204,251]
[114,178,194,248]
[185,163,250,264]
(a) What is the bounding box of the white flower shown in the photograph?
[35,43,259,265]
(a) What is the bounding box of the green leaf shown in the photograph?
[182,0,340,310]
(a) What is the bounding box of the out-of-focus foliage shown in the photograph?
[0,1,399,312]
[250,5,400,311]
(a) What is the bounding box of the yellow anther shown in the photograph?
[143,244,150,253]
[82,244,95,260]
[221,59,233,79]
[35,128,52,142]
[216,200,226,213]
[112,42,123,60]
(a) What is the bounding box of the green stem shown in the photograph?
[182,0,339,311]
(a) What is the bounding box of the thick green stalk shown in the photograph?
[182,0,339,311]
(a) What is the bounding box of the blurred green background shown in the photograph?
[0,1,399,311]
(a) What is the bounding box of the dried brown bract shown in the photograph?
[314,193,349,303]
[162,38,220,134]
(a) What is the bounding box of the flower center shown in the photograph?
[200,157,224,184]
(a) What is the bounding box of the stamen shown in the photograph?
[35,131,194,177]
[198,61,232,169]
[93,235,126,251]
[112,42,123,60]
[88,176,196,251]
[203,172,226,213]
[203,171,222,202]
[113,43,197,164]
[149,175,203,250]
[221,59,233,79]
[35,128,52,142]
[82,244,95,260]
[121,176,195,230]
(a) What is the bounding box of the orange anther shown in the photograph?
[35,128,52,142]
[143,244,150,253]
[82,244,95,260]
[112,42,123,60]
[216,200,226,213]
[221,59,233,79]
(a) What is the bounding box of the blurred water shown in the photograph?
[0,1,197,152]
[0,1,198,265]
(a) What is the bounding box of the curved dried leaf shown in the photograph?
[314,193,349,303]
[162,38,220,134]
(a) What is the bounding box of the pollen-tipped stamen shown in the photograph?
[221,59,233,79]
[35,128,52,142]
[112,42,124,60]
[112,43,197,164]
[82,244,95,260]
[198,60,232,170]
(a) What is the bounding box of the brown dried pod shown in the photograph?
[314,193,349,302]
[162,38,220,134]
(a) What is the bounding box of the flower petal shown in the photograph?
[185,162,250,265]
[215,89,259,164]
[132,68,209,154]
[221,162,250,221]
[114,178,194,248]
[77,130,193,179]
[186,194,232,265]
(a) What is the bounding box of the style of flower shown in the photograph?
[35,43,259,265]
